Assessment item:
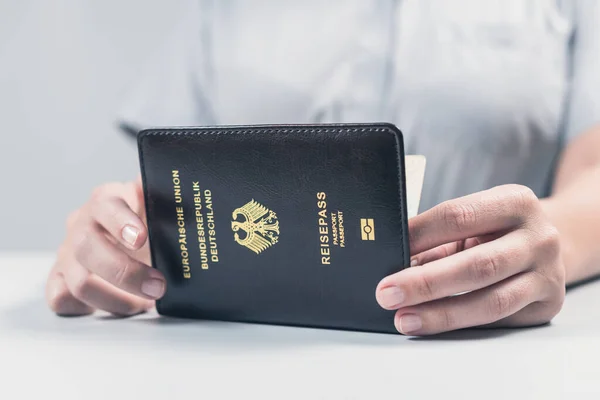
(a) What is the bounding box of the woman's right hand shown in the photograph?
[46,179,166,316]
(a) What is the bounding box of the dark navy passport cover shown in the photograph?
[138,123,410,333]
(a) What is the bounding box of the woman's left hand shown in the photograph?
[376,184,566,335]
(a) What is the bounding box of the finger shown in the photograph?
[62,260,154,316]
[377,231,534,309]
[482,272,565,328]
[117,235,152,266]
[131,177,146,214]
[482,298,564,328]
[409,185,539,255]
[89,196,147,250]
[411,234,499,266]
[73,224,165,299]
[393,272,541,335]
[46,269,94,316]
[120,179,151,264]
[411,242,464,266]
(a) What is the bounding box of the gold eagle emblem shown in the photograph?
[231,199,279,254]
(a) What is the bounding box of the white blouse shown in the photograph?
[119,0,600,212]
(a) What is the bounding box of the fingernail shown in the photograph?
[379,286,405,308]
[141,279,165,299]
[397,314,422,334]
[122,225,139,247]
[410,258,419,267]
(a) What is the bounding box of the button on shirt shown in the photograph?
[119,0,600,212]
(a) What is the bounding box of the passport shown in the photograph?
[138,123,422,333]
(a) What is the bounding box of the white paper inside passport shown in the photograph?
[405,155,426,218]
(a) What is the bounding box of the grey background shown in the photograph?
[0,0,192,250]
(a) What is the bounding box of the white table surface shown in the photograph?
[1,253,599,400]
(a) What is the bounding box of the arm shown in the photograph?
[542,127,600,285]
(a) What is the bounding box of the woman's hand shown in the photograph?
[376,184,566,335]
[46,179,165,316]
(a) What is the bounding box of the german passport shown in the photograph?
[138,123,413,333]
